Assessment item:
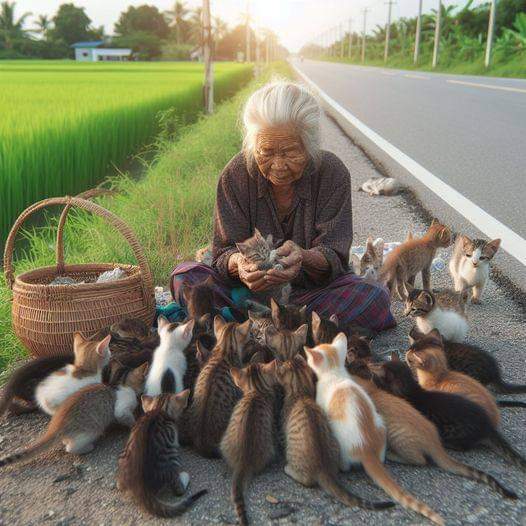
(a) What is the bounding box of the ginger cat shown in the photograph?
[305,333,444,526]
[406,329,500,427]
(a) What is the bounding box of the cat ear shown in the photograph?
[295,324,308,344]
[304,347,323,368]
[213,315,227,337]
[260,358,278,377]
[253,228,264,240]
[266,234,274,247]
[96,334,112,357]
[460,235,472,252]
[182,285,192,303]
[409,351,424,367]
[332,332,347,357]
[198,313,211,330]
[484,238,501,258]
[196,338,211,365]
[236,319,252,341]
[368,361,385,378]
[408,326,423,344]
[311,311,321,333]
[430,218,438,227]
[329,314,339,326]
[421,291,434,305]
[157,316,170,332]
[141,394,156,413]
[181,319,195,341]
[270,298,281,323]
[428,328,443,346]
[235,242,248,254]
[230,367,243,387]
[73,332,86,348]
[366,236,374,252]
[263,324,278,346]
[390,351,400,362]
[345,349,356,365]
[405,230,413,241]
[174,389,190,409]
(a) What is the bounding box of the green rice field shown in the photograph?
[0,60,253,245]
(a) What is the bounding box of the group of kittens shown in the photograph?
[0,218,524,526]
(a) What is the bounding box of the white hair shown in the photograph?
[242,80,322,166]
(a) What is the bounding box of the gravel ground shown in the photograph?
[0,114,524,526]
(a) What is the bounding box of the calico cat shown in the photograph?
[404,287,468,342]
[351,237,384,280]
[275,355,393,511]
[145,317,194,396]
[449,235,501,304]
[264,324,308,361]
[35,332,111,416]
[117,390,207,518]
[354,361,516,499]
[220,363,278,526]
[369,356,526,470]
[306,334,443,525]
[0,363,148,467]
[380,219,451,299]
[188,316,251,457]
[359,177,402,196]
[270,298,307,331]
[406,330,500,426]
[235,229,291,305]
[409,327,526,393]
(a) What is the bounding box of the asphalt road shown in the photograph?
[293,60,526,240]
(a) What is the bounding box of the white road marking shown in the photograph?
[293,63,526,267]
[447,79,526,94]
[404,74,429,80]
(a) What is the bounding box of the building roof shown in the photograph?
[71,41,104,49]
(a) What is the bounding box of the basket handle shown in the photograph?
[56,188,116,274]
[3,196,154,299]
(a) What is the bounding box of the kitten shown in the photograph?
[449,235,501,304]
[0,355,74,417]
[220,363,278,526]
[359,177,402,196]
[182,275,218,321]
[404,287,468,342]
[409,327,526,393]
[188,316,251,457]
[236,229,291,305]
[380,219,451,298]
[351,237,384,280]
[306,334,443,525]
[35,332,111,416]
[145,317,194,396]
[275,355,393,511]
[0,363,148,467]
[406,330,500,427]
[270,298,307,331]
[117,390,207,517]
[356,360,516,500]
[264,324,308,361]
[369,357,526,470]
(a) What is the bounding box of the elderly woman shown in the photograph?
[170,81,395,332]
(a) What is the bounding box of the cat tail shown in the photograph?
[430,447,517,499]
[0,424,62,467]
[232,468,249,526]
[493,379,526,394]
[361,452,444,526]
[317,470,394,511]
[487,429,526,472]
[141,487,208,518]
[497,400,526,408]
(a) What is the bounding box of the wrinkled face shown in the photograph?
[254,126,308,187]
[404,289,434,317]
[461,236,501,269]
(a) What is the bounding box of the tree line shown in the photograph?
[0,1,284,61]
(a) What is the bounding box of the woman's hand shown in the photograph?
[265,240,303,285]
[229,253,271,292]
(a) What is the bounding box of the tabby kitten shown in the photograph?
[188,316,251,457]
[369,357,526,470]
[182,275,218,321]
[351,237,384,280]
[449,235,501,304]
[0,363,148,467]
[270,298,307,331]
[220,363,278,526]
[264,324,308,361]
[236,229,291,305]
[404,287,468,342]
[380,219,451,298]
[306,334,443,525]
[409,327,526,393]
[275,355,393,511]
[117,390,207,518]
[406,330,500,426]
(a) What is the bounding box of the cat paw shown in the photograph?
[274,263,284,271]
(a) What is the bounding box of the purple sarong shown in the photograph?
[170,262,395,333]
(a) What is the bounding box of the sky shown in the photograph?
[17,0,483,52]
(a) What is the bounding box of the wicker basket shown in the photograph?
[3,195,155,358]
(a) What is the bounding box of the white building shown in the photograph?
[72,41,132,62]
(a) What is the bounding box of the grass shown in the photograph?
[0,60,253,246]
[0,61,292,373]
[319,51,526,78]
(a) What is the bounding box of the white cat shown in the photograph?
[35,333,111,416]
[359,177,402,196]
[145,317,194,396]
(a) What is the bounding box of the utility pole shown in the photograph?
[340,23,344,57]
[348,18,353,59]
[202,0,213,114]
[432,0,441,68]
[361,8,369,64]
[384,1,395,62]
[245,0,251,62]
[414,0,423,64]
[485,0,497,68]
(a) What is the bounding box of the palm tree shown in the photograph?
[165,1,189,44]
[33,14,51,39]
[213,16,228,43]
[0,1,31,49]
[188,7,202,46]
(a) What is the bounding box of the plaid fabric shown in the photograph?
[170,262,396,332]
